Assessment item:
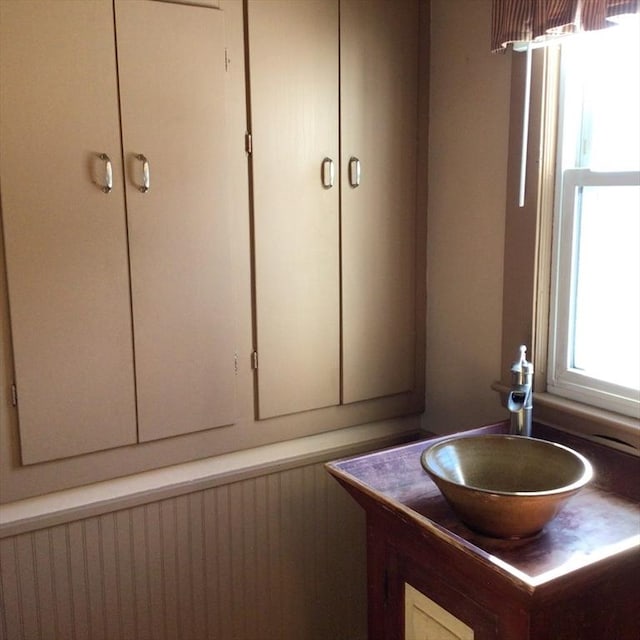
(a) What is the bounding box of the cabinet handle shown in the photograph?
[349,156,361,188]
[321,157,335,189]
[99,153,113,193]
[136,154,150,193]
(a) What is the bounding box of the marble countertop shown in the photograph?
[326,421,640,593]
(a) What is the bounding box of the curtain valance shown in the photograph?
[491,0,639,52]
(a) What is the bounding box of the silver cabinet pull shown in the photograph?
[136,154,150,193]
[349,156,361,188]
[321,157,335,189]
[99,153,113,193]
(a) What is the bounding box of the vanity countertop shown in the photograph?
[326,421,640,595]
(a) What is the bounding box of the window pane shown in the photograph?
[550,18,640,419]
[563,17,640,171]
[585,22,640,171]
[573,185,640,390]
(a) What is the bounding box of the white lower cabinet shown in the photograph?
[405,583,474,640]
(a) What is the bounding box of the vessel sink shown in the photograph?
[420,434,593,539]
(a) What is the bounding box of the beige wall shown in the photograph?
[424,0,512,433]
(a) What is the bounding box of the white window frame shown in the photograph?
[499,40,639,453]
[548,168,640,418]
[547,26,640,420]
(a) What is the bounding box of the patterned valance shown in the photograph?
[491,0,639,51]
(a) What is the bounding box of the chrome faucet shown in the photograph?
[507,345,533,437]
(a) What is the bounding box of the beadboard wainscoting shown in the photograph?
[0,459,371,640]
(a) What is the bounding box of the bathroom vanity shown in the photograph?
[326,421,640,639]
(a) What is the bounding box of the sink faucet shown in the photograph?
[507,345,533,437]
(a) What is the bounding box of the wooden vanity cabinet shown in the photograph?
[368,510,517,640]
[367,506,639,640]
[327,424,640,640]
[248,0,419,419]
[0,0,235,463]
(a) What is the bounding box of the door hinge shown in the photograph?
[10,383,17,407]
[224,48,230,72]
[251,351,258,370]
[234,352,238,374]
[245,132,252,155]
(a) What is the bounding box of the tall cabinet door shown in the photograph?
[340,0,419,403]
[115,1,236,441]
[0,1,137,463]
[248,0,341,419]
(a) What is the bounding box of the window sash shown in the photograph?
[548,168,640,418]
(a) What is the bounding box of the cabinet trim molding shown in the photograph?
[0,418,420,538]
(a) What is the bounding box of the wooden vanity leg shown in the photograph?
[366,515,389,640]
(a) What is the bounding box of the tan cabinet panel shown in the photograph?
[405,583,475,640]
[340,0,418,403]
[0,1,137,463]
[115,1,236,441]
[248,0,341,418]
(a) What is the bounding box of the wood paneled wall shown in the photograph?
[0,462,367,640]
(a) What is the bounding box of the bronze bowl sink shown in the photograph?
[420,434,594,539]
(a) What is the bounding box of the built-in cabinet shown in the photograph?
[0,0,424,492]
[248,0,419,418]
[0,0,236,463]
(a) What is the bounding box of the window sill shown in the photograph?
[491,381,639,455]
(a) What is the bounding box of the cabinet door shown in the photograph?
[405,583,474,640]
[248,0,340,418]
[0,1,137,463]
[340,0,419,403]
[114,1,236,441]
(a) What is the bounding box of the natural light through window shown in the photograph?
[573,186,640,389]
[548,16,640,418]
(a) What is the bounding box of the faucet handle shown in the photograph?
[518,344,527,364]
[512,344,533,374]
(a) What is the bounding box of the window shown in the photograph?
[547,17,640,419]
